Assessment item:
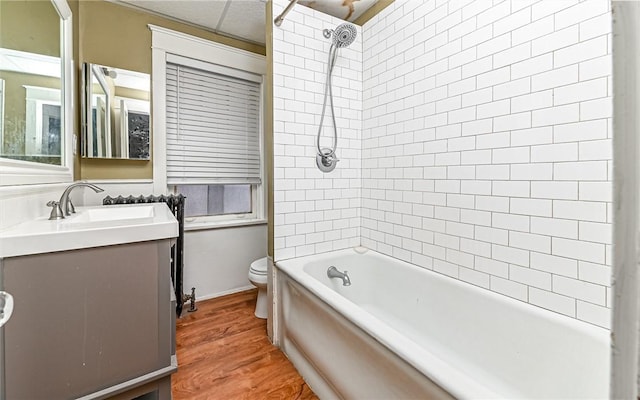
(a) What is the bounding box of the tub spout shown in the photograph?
[327,266,351,286]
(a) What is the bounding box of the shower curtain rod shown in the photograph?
[274,0,298,26]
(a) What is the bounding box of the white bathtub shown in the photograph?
[276,248,610,399]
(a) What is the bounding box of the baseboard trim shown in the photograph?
[195,285,255,302]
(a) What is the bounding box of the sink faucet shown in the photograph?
[57,182,104,217]
[327,266,351,286]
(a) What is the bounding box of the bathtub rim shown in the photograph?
[275,247,610,400]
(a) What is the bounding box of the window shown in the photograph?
[174,184,252,218]
[166,59,262,220]
[151,25,266,227]
[149,25,267,229]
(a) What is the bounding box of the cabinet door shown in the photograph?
[0,260,13,399]
[2,240,171,399]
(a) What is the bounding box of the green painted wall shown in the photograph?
[77,1,266,180]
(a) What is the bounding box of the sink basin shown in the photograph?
[67,205,155,224]
[0,203,178,258]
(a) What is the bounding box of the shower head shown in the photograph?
[325,23,357,48]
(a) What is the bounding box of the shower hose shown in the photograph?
[316,43,340,159]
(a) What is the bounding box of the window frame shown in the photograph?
[171,183,261,229]
[149,25,266,229]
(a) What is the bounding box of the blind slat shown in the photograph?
[166,165,261,174]
[167,124,260,139]
[167,135,260,149]
[167,75,262,97]
[166,107,259,126]
[167,86,261,107]
[167,177,262,185]
[167,153,261,163]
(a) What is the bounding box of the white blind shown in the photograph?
[166,61,262,185]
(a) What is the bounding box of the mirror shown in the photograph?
[0,0,66,166]
[82,63,150,160]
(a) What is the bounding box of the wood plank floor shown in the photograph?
[171,289,318,400]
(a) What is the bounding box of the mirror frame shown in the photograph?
[0,0,73,186]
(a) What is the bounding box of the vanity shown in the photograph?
[0,203,178,399]
[0,0,178,396]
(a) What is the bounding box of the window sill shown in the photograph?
[183,218,267,232]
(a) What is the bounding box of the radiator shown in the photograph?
[102,194,186,316]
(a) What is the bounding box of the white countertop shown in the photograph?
[0,203,178,258]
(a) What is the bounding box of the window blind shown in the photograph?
[166,61,262,185]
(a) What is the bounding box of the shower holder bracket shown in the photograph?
[316,148,339,173]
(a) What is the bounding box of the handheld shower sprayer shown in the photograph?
[325,23,358,47]
[316,23,357,173]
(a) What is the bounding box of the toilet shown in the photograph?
[248,257,268,319]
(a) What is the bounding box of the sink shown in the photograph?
[66,205,155,224]
[0,203,178,258]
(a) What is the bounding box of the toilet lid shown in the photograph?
[250,257,268,276]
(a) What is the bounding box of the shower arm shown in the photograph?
[274,0,298,27]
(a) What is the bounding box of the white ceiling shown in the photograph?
[115,0,381,46]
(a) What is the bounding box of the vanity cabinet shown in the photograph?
[0,239,176,399]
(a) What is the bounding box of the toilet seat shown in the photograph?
[249,257,268,277]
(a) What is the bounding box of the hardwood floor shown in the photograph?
[171,289,318,400]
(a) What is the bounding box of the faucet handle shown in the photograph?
[46,200,64,220]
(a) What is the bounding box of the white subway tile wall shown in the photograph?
[273,0,363,261]
[272,0,612,329]
[362,0,612,328]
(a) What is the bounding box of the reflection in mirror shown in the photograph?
[82,63,150,160]
[0,79,4,143]
[0,0,63,166]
